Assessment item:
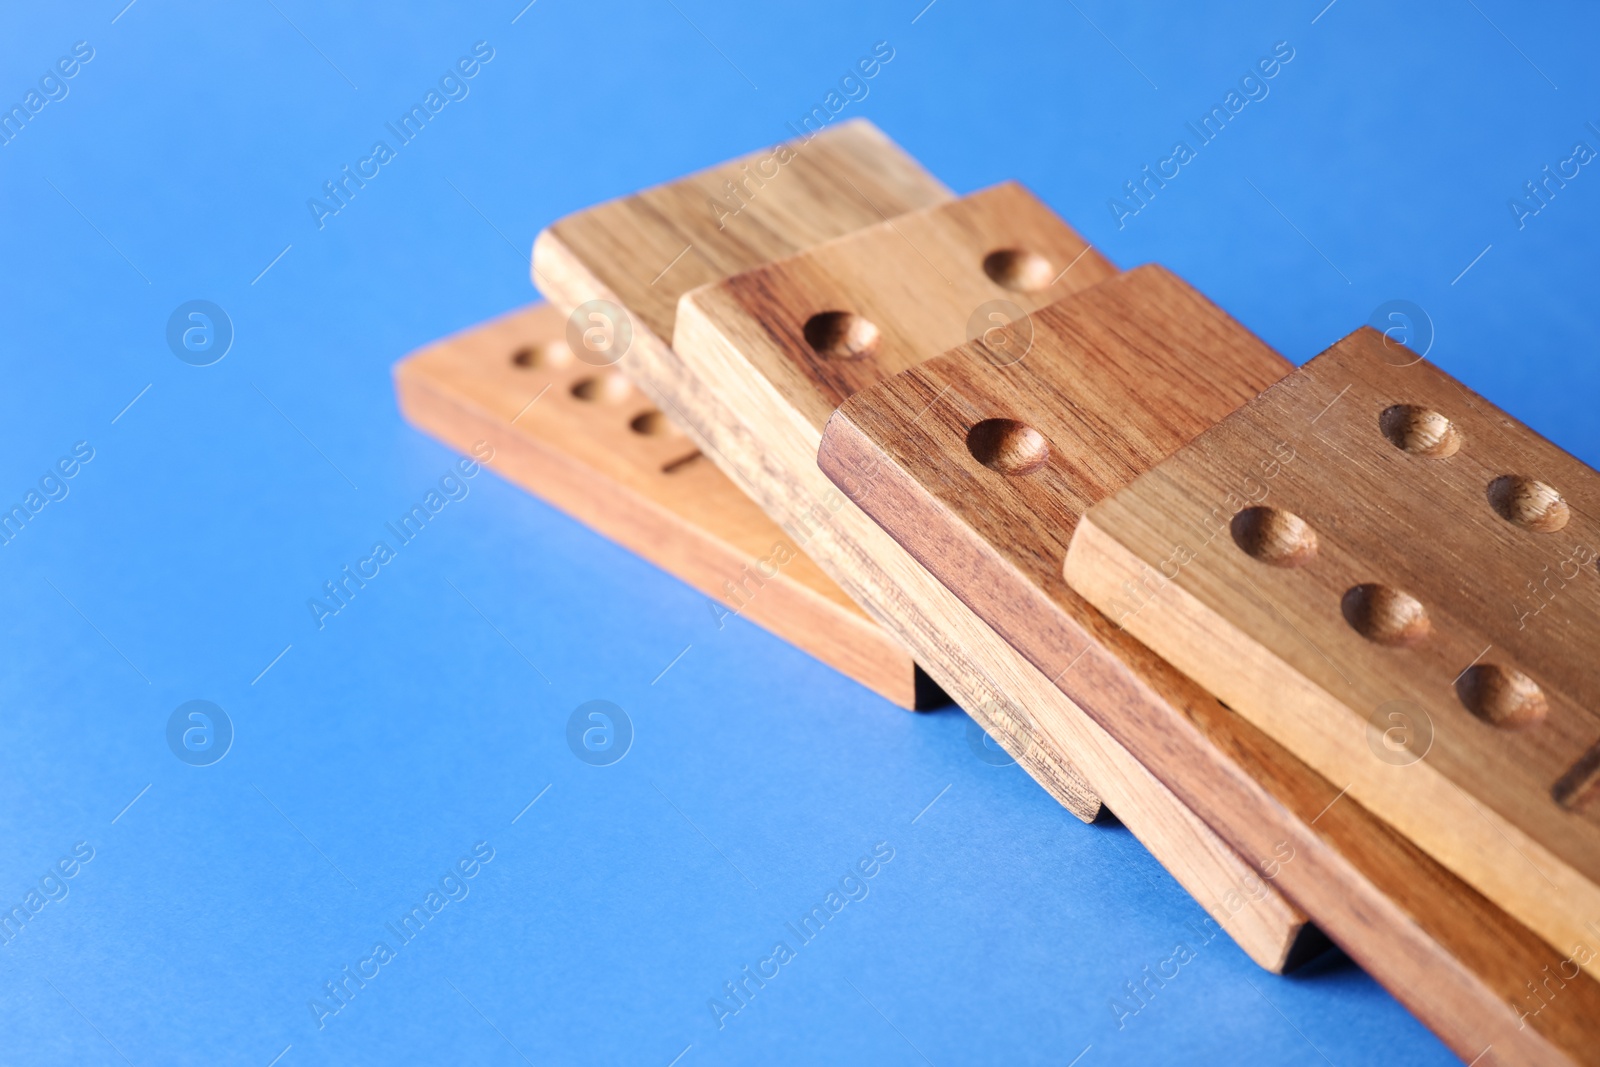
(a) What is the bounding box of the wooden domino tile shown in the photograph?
[533,117,956,402]
[533,122,1109,828]
[818,267,1600,1064]
[654,182,1315,971]
[393,301,925,708]
[1067,325,1600,981]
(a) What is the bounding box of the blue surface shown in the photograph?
[1,1,1594,1063]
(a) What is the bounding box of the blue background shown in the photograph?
[1,1,1594,1063]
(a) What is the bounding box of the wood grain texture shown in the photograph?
[532,120,1101,813]
[820,268,1600,1064]
[393,301,921,707]
[1068,325,1600,982]
[533,118,954,355]
[668,187,1315,972]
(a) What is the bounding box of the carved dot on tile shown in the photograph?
[512,341,573,370]
[570,372,632,405]
[803,311,880,361]
[967,418,1049,475]
[1487,475,1569,533]
[1456,664,1548,729]
[629,410,680,436]
[982,249,1056,293]
[1341,583,1431,646]
[1230,506,1319,567]
[1378,404,1461,457]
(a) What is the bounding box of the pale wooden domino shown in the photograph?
[393,302,929,708]
[1067,325,1600,982]
[820,266,1600,1064]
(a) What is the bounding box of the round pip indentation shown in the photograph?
[1230,506,1319,567]
[802,311,881,361]
[570,372,632,405]
[1378,404,1461,457]
[512,341,574,370]
[966,418,1049,475]
[629,409,679,437]
[982,249,1056,293]
[1487,475,1570,533]
[1341,583,1431,646]
[1455,664,1548,729]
